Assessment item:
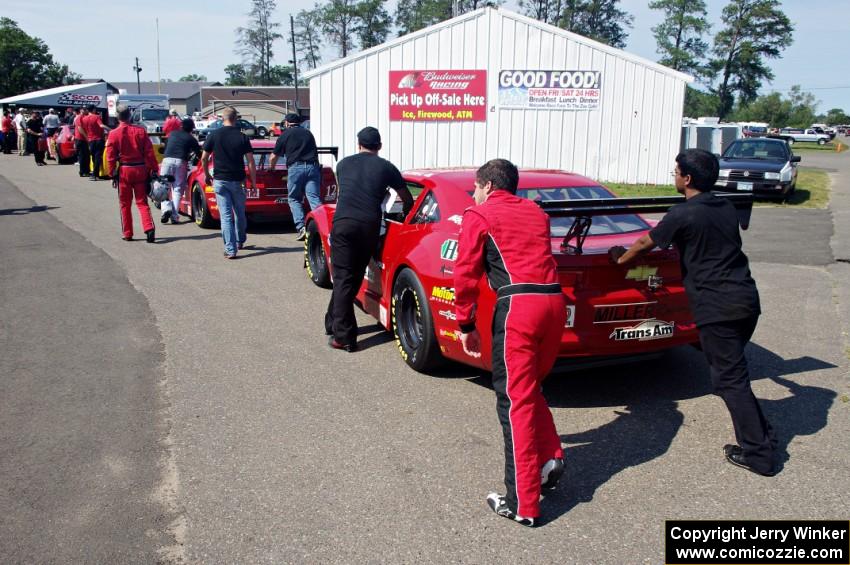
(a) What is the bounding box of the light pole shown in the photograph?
[133,57,143,94]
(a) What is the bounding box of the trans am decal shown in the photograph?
[431,286,455,303]
[609,319,674,341]
[440,239,458,261]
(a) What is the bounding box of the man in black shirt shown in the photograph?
[270,113,321,241]
[159,118,201,224]
[609,148,776,476]
[201,107,257,259]
[325,126,414,351]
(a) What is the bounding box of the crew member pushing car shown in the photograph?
[269,113,321,241]
[159,118,200,224]
[609,148,776,476]
[324,126,413,351]
[106,105,158,242]
[454,158,567,527]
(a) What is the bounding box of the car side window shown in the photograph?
[410,190,440,225]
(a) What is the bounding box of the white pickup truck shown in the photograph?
[770,128,831,145]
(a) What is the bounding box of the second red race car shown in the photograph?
[179,140,338,227]
[304,168,753,373]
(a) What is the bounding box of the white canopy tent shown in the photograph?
[0,82,111,109]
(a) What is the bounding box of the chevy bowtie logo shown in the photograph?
[625,265,658,281]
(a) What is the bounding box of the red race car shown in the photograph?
[304,169,753,372]
[56,124,77,164]
[179,140,338,227]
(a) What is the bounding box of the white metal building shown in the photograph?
[304,7,693,185]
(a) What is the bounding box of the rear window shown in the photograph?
[517,186,650,236]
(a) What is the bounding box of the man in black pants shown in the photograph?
[325,127,413,351]
[610,148,776,476]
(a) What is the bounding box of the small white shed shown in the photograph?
[304,7,693,185]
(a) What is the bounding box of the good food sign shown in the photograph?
[498,70,602,111]
[389,70,487,122]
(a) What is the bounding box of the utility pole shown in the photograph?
[156,18,161,94]
[289,15,299,115]
[133,57,143,94]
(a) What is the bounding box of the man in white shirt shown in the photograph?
[13,109,26,155]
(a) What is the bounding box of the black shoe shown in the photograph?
[328,336,357,352]
[122,236,133,241]
[541,457,565,491]
[486,493,535,527]
[723,444,776,477]
[89,176,97,181]
[145,229,155,243]
[161,210,171,223]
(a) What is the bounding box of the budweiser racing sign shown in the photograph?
[56,93,103,106]
[389,70,487,122]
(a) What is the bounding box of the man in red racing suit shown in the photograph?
[454,159,567,527]
[106,105,158,242]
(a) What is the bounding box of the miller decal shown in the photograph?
[440,239,458,261]
[609,319,674,341]
[594,302,657,324]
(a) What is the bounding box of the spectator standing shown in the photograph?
[14,109,26,155]
[159,118,200,224]
[609,148,776,476]
[200,107,257,259]
[73,107,90,177]
[26,111,46,166]
[63,108,76,125]
[269,113,321,241]
[162,109,181,137]
[1,111,14,154]
[453,159,567,528]
[106,105,159,242]
[81,105,107,180]
[324,127,413,351]
[43,108,61,161]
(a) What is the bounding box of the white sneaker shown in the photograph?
[486,492,535,527]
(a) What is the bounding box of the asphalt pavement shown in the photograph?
[0,148,848,564]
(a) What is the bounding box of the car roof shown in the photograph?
[402,168,604,191]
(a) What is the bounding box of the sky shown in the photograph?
[6,0,849,113]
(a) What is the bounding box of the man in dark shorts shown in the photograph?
[609,148,776,476]
[454,159,567,527]
[269,113,321,241]
[201,107,256,259]
[325,126,413,351]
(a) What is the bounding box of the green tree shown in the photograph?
[649,0,710,79]
[321,0,359,57]
[224,63,251,86]
[549,0,633,49]
[179,74,208,82]
[728,91,790,125]
[235,0,284,86]
[822,108,850,125]
[711,0,793,120]
[683,86,719,118]
[394,0,451,35]
[293,7,324,70]
[0,18,80,98]
[784,85,817,128]
[355,0,392,49]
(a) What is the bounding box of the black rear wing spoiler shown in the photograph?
[536,192,753,254]
[317,146,338,160]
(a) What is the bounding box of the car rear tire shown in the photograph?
[391,268,441,372]
[305,221,331,288]
[192,183,217,228]
[817,138,826,145]
[257,126,268,138]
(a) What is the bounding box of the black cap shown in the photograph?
[357,126,381,146]
[284,113,301,124]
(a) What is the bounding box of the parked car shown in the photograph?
[769,128,830,145]
[301,169,753,373]
[716,138,801,200]
[178,140,338,227]
[195,118,268,141]
[742,126,767,138]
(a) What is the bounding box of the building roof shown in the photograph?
[110,81,221,99]
[304,6,693,83]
